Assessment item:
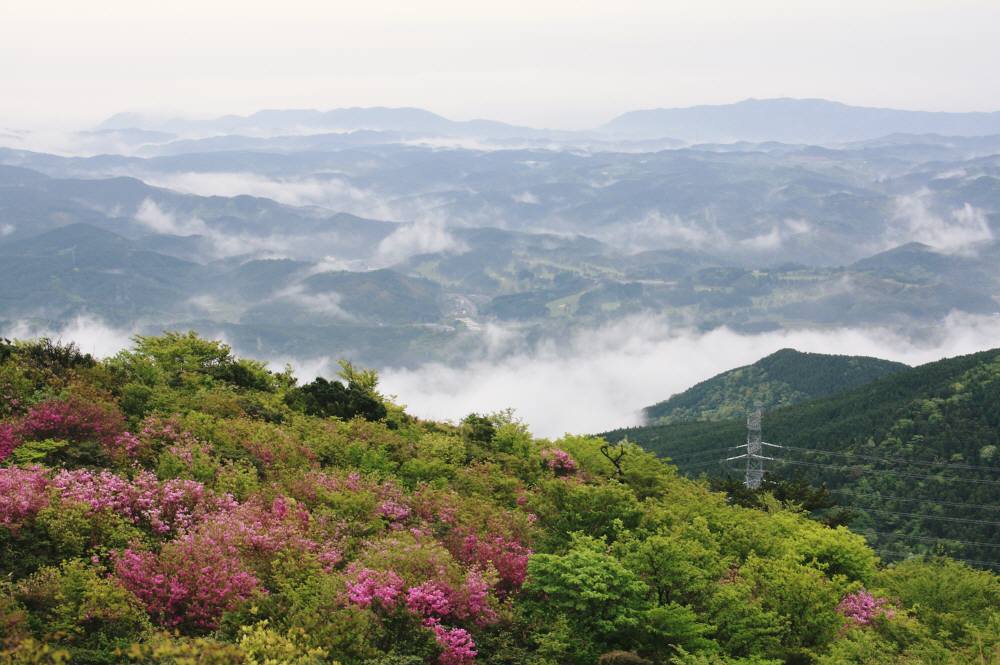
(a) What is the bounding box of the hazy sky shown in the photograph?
[3,0,1000,130]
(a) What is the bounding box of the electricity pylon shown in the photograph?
[745,406,764,489]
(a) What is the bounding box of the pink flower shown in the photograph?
[838,589,892,626]
[115,537,262,632]
[458,534,531,592]
[406,581,454,618]
[0,422,20,462]
[346,568,404,609]
[379,499,411,523]
[425,618,477,665]
[19,397,124,447]
[0,466,50,531]
[541,448,577,474]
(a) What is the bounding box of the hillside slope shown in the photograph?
[643,348,908,424]
[606,348,1000,564]
[1,334,997,663]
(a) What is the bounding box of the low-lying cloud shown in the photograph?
[375,219,468,265]
[887,190,993,254]
[379,312,1000,438]
[6,313,1000,441]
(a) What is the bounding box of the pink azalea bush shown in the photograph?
[0,422,19,462]
[406,581,454,617]
[114,533,262,631]
[541,448,578,474]
[346,567,405,609]
[19,397,124,447]
[457,533,531,592]
[0,466,50,531]
[426,618,477,665]
[51,469,236,535]
[837,588,892,626]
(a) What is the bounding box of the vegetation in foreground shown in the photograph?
[0,334,998,664]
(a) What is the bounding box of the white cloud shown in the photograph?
[0,224,15,237]
[1,315,135,358]
[6,311,1000,442]
[886,191,993,254]
[134,198,208,235]
[272,284,355,321]
[380,312,1000,438]
[375,218,468,265]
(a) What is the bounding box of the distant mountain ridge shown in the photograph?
[602,98,1000,143]
[97,106,561,140]
[643,348,908,425]
[96,98,1000,146]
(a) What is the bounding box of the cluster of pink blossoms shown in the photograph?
[0,423,18,462]
[426,619,477,665]
[346,567,405,609]
[541,448,578,474]
[457,533,531,591]
[52,468,237,535]
[18,397,124,446]
[346,566,497,665]
[114,533,262,631]
[837,589,893,626]
[0,466,50,531]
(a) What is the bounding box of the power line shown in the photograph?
[771,457,1000,486]
[862,530,1000,550]
[827,487,1000,512]
[857,507,1000,527]
[875,550,1000,570]
[667,446,746,463]
[764,442,1000,474]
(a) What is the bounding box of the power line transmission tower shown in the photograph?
[745,406,765,489]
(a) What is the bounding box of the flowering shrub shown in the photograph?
[456,533,531,592]
[837,589,892,626]
[0,466,50,531]
[0,422,19,462]
[115,533,262,631]
[541,448,578,475]
[425,618,477,665]
[345,567,405,609]
[406,581,454,617]
[379,499,412,523]
[51,469,235,535]
[19,397,124,446]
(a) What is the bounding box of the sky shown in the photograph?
[2,0,1000,130]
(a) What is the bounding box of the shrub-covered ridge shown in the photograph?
[0,333,997,664]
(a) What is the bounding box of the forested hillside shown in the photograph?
[643,349,908,424]
[606,348,1000,566]
[1,334,997,664]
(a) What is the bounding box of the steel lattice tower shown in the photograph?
[745,406,764,489]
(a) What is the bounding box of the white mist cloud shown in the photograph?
[134,198,208,235]
[7,311,1000,441]
[887,191,993,254]
[375,218,468,265]
[380,312,1000,438]
[141,172,399,220]
[0,224,15,237]
[1,316,136,358]
[272,284,355,321]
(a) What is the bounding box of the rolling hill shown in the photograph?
[604,347,1000,564]
[643,348,909,424]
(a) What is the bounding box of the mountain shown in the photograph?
[604,347,1000,563]
[96,106,558,140]
[643,348,909,424]
[0,332,996,663]
[603,98,1000,143]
